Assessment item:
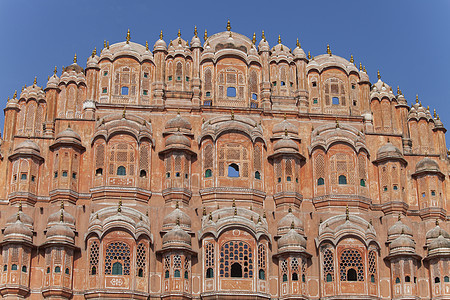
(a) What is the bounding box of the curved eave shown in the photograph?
[49,141,86,152]
[40,240,80,250]
[158,146,197,157]
[267,151,305,161]
[273,248,311,259]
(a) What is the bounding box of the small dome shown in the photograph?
[390,234,415,251]
[387,219,412,239]
[428,235,450,251]
[277,211,303,235]
[86,54,100,69]
[165,114,192,131]
[359,70,370,82]
[46,74,60,89]
[376,142,404,161]
[273,119,298,135]
[426,224,450,241]
[64,63,84,74]
[4,218,33,240]
[416,157,441,173]
[56,127,81,142]
[162,207,191,230]
[165,132,191,148]
[6,210,33,227]
[293,45,306,59]
[14,139,40,153]
[258,37,269,52]
[278,229,307,249]
[154,37,167,51]
[162,226,191,247]
[48,209,76,228]
[46,222,75,240]
[191,35,202,48]
[273,136,299,152]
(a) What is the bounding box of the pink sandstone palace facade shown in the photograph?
[0,23,449,299]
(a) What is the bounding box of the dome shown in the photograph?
[6,210,33,227]
[426,224,450,241]
[162,226,191,247]
[48,209,76,228]
[56,127,82,142]
[46,222,75,240]
[46,73,60,89]
[389,234,415,251]
[4,217,33,241]
[64,62,84,74]
[165,114,192,131]
[277,211,303,235]
[278,229,307,249]
[415,157,441,173]
[154,36,167,51]
[309,54,359,75]
[387,219,413,240]
[165,132,191,148]
[162,207,192,230]
[272,119,298,135]
[359,69,370,82]
[273,136,299,152]
[14,139,40,153]
[86,53,100,69]
[428,235,450,251]
[376,142,404,161]
[191,34,202,48]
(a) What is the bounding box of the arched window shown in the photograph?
[136,242,147,278]
[228,163,240,177]
[405,276,410,282]
[184,271,189,279]
[338,175,347,185]
[318,177,325,186]
[22,266,27,272]
[370,274,375,283]
[95,168,103,176]
[435,277,440,283]
[326,273,333,282]
[89,241,99,276]
[121,86,129,95]
[347,268,357,281]
[105,241,130,275]
[395,277,400,284]
[91,266,96,275]
[255,171,261,180]
[3,265,7,271]
[46,267,50,273]
[323,249,334,282]
[206,268,214,278]
[112,262,122,275]
[140,170,147,177]
[138,268,144,277]
[165,270,169,278]
[302,274,306,282]
[231,263,242,277]
[259,269,265,280]
[205,169,212,178]
[65,268,70,275]
[117,166,126,176]
[220,241,253,278]
[283,274,288,282]
[360,179,366,187]
[55,266,61,273]
[292,272,298,281]
[174,269,180,278]
[444,276,449,282]
[11,264,17,271]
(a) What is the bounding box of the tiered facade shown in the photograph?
[0,24,449,299]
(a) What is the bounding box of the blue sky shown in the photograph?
[0,0,449,136]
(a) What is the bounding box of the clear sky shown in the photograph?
[0,0,449,138]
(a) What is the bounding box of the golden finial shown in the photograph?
[60,210,64,222]
[231,110,234,120]
[278,35,281,44]
[307,51,311,59]
[262,30,266,42]
[194,25,198,37]
[285,128,288,136]
[377,70,381,80]
[234,207,237,216]
[258,216,262,223]
[13,90,17,99]
[202,207,206,216]
[363,66,366,72]
[103,40,107,49]
[397,86,400,95]
[92,47,97,58]
[169,40,173,47]
[33,77,37,85]
[327,44,331,55]
[232,199,236,207]
[177,29,181,38]
[126,29,130,44]
[52,66,57,75]
[359,62,362,71]
[263,211,266,218]
[416,94,419,103]
[250,215,253,222]
[252,32,256,45]
[288,205,292,213]
[176,217,180,226]
[209,212,212,221]
[175,201,179,209]
[335,118,340,128]
[122,106,126,118]
[350,54,354,64]
[159,30,163,40]
[186,40,189,47]
[398,214,401,221]
[345,205,349,220]
[118,198,122,213]
[296,38,300,48]
[73,53,77,64]
[291,221,295,229]
[204,29,208,41]
[60,200,64,210]
[145,41,149,51]
[436,218,439,226]
[107,41,110,49]
[284,113,287,120]
[18,200,22,212]
[226,20,231,31]
[178,38,182,45]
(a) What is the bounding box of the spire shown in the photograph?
[103,40,107,49]
[345,205,349,220]
[232,199,236,207]
[258,215,262,223]
[33,77,37,85]
[307,51,311,59]
[231,109,234,120]
[363,66,366,72]
[234,207,237,216]
[397,86,400,95]
[193,26,198,38]
[177,29,181,38]
[377,70,381,80]
[118,198,122,213]
[204,29,208,41]
[296,38,300,48]
[13,90,17,99]
[73,53,77,64]
[60,210,64,222]
[262,30,266,42]
[416,94,419,103]
[145,41,149,51]
[252,32,256,45]
[327,44,331,55]
[285,128,288,136]
[335,118,340,128]
[209,212,213,221]
[91,47,97,58]
[60,200,64,210]
[122,106,126,119]
[18,200,22,212]
[290,221,295,229]
[434,109,437,118]
[16,211,20,221]
[160,30,163,40]
[359,62,362,71]
[126,29,130,44]
[288,205,292,213]
[350,54,354,64]
[107,41,110,49]
[226,19,231,31]
[202,207,206,216]
[54,66,57,75]
[278,35,281,44]
[175,201,179,209]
